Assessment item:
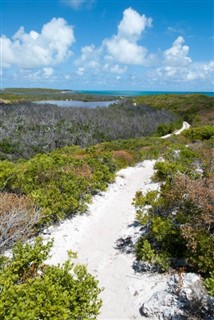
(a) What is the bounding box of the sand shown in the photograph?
[43,122,189,319]
[44,160,169,319]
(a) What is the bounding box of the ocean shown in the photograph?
[79,90,214,97]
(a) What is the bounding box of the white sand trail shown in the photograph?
[44,123,189,319]
[161,121,190,139]
[44,160,169,319]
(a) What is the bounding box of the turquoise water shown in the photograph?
[79,90,214,97]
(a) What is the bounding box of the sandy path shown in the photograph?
[43,122,189,319]
[161,121,190,139]
[44,160,169,319]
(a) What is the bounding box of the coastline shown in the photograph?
[78,90,214,97]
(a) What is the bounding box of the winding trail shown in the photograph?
[44,122,189,319]
[161,121,190,139]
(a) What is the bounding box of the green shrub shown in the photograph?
[155,121,182,137]
[0,139,18,154]
[0,150,117,225]
[134,173,214,286]
[205,273,214,296]
[0,238,102,319]
[183,126,214,141]
[154,161,184,181]
[154,145,200,181]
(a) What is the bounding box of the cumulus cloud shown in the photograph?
[74,7,153,80]
[163,36,192,67]
[1,18,75,68]
[118,7,152,40]
[153,36,214,84]
[75,44,128,77]
[104,37,148,65]
[76,45,102,70]
[103,7,152,65]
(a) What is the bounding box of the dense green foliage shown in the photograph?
[0,148,117,226]
[183,126,214,141]
[0,238,102,319]
[135,94,214,126]
[155,121,182,136]
[134,136,214,295]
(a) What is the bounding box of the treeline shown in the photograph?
[0,101,177,159]
[135,94,214,125]
[1,88,118,102]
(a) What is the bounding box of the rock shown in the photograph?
[140,273,214,319]
[140,291,178,317]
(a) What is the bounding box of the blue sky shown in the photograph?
[1,0,214,91]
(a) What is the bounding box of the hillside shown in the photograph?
[0,92,213,319]
[135,94,214,125]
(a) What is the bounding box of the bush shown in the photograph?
[153,145,200,181]
[155,121,182,137]
[183,126,214,141]
[0,151,117,225]
[0,238,102,319]
[0,193,39,253]
[134,174,214,292]
[205,273,214,296]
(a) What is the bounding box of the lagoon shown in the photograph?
[36,100,118,108]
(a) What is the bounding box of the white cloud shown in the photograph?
[65,74,71,80]
[76,45,102,70]
[75,44,128,77]
[1,18,75,68]
[75,44,108,83]
[164,36,192,67]
[43,67,54,78]
[15,67,55,81]
[103,7,152,65]
[186,61,214,80]
[76,67,85,76]
[152,36,214,84]
[62,0,95,10]
[118,7,152,40]
[108,64,127,74]
[104,37,148,65]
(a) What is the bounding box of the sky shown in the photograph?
[1,0,214,91]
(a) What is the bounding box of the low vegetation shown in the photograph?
[0,238,102,319]
[0,91,213,316]
[135,94,214,126]
[0,136,173,252]
[0,87,118,102]
[134,134,214,295]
